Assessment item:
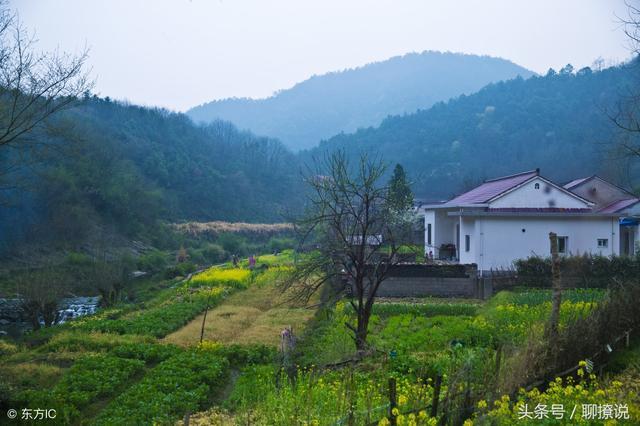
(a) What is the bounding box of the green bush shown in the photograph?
[165,261,197,278]
[266,237,296,253]
[137,249,168,274]
[515,254,640,288]
[217,232,248,255]
[65,251,93,267]
[200,243,228,264]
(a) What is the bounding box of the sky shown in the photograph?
[10,0,635,112]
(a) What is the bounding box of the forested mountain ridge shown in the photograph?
[2,61,637,255]
[187,51,535,150]
[310,63,640,200]
[0,97,303,250]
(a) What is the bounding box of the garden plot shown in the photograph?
[164,277,318,347]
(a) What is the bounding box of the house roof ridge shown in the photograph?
[563,175,596,189]
[484,169,539,183]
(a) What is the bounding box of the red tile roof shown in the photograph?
[443,170,538,206]
[487,208,592,213]
[597,198,640,213]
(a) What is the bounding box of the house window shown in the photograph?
[556,236,568,254]
[597,239,608,248]
[465,235,470,252]
[534,183,540,189]
[427,223,432,245]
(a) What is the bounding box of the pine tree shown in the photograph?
[387,164,414,213]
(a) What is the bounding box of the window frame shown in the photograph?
[557,236,568,254]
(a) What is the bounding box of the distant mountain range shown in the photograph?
[308,62,639,199]
[187,51,535,150]
[0,99,304,249]
[4,55,637,254]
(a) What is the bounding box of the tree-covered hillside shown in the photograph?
[311,63,640,200]
[187,51,534,150]
[0,97,303,249]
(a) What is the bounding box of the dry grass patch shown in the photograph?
[172,221,293,237]
[164,282,317,347]
[1,362,63,390]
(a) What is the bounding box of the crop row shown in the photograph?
[372,302,479,318]
[94,348,229,425]
[16,354,145,423]
[72,286,229,337]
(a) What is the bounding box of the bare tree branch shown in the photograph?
[0,1,93,198]
[284,150,417,352]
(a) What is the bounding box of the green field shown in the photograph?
[1,257,639,425]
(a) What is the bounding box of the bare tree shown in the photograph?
[611,1,640,156]
[0,1,92,196]
[18,263,69,329]
[288,151,416,352]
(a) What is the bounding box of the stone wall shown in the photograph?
[353,263,495,299]
[375,275,481,298]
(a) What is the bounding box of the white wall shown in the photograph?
[459,216,476,264]
[424,209,460,258]
[424,210,435,255]
[471,216,619,270]
[490,177,590,209]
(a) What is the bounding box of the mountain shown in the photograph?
[187,51,535,151]
[0,97,303,250]
[308,63,640,200]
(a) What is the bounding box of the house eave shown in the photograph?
[422,203,489,210]
[447,211,624,218]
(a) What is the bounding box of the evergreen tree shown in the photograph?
[387,164,414,212]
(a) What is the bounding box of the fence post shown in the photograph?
[347,366,355,426]
[431,375,442,418]
[389,377,397,425]
[548,232,562,343]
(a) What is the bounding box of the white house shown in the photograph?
[420,169,640,273]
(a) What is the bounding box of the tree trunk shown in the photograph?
[42,301,58,327]
[355,314,369,351]
[22,301,41,331]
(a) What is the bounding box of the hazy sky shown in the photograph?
[10,0,634,111]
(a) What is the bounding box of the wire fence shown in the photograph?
[326,327,634,426]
